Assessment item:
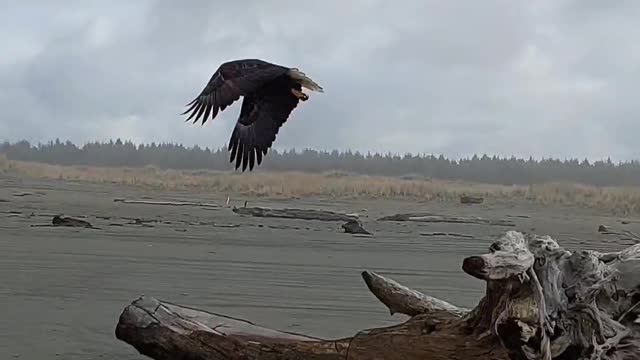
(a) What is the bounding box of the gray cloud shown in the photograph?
[1,0,639,161]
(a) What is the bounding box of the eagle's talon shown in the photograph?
[291,88,308,101]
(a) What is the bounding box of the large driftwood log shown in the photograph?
[114,198,220,208]
[378,212,515,227]
[115,231,640,359]
[232,206,358,222]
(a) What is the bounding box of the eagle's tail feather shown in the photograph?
[289,68,324,93]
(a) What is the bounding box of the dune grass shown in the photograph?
[1,154,640,215]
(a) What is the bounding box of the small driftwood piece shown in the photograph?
[342,219,372,235]
[420,232,474,239]
[51,215,96,228]
[460,194,484,204]
[12,191,41,197]
[378,212,515,227]
[233,206,357,222]
[115,231,640,359]
[598,225,640,242]
[114,198,219,208]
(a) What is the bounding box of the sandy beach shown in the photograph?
[1,175,638,359]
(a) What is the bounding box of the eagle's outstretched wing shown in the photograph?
[182,59,290,125]
[228,89,300,171]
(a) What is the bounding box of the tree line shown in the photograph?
[2,139,640,187]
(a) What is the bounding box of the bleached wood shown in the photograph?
[115,230,640,360]
[233,206,357,222]
[114,198,219,208]
[378,212,515,226]
[361,270,468,317]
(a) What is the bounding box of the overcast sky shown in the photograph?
[1,1,639,161]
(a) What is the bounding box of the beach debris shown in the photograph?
[114,198,219,208]
[341,219,372,235]
[233,206,357,222]
[378,212,515,227]
[51,215,96,228]
[127,218,155,227]
[598,224,640,241]
[420,232,474,239]
[459,194,484,204]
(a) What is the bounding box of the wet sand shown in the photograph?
[1,175,638,359]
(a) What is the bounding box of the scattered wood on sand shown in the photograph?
[341,219,372,235]
[232,206,358,222]
[420,232,473,238]
[378,212,515,227]
[0,199,9,203]
[114,230,640,359]
[114,198,219,208]
[459,194,484,204]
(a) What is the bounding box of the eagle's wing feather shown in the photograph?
[182,59,290,125]
[228,89,300,171]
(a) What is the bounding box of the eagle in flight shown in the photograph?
[181,59,324,171]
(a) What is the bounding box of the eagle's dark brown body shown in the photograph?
[182,59,323,171]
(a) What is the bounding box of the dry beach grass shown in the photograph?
[2,154,640,214]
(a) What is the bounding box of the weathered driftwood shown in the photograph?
[51,215,96,228]
[115,231,640,359]
[361,270,469,317]
[114,198,219,208]
[233,206,357,222]
[342,219,372,235]
[460,194,484,204]
[420,232,474,239]
[598,225,640,242]
[378,212,515,227]
[12,191,42,197]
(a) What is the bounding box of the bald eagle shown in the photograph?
[181,59,324,172]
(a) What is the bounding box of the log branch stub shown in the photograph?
[361,270,469,317]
